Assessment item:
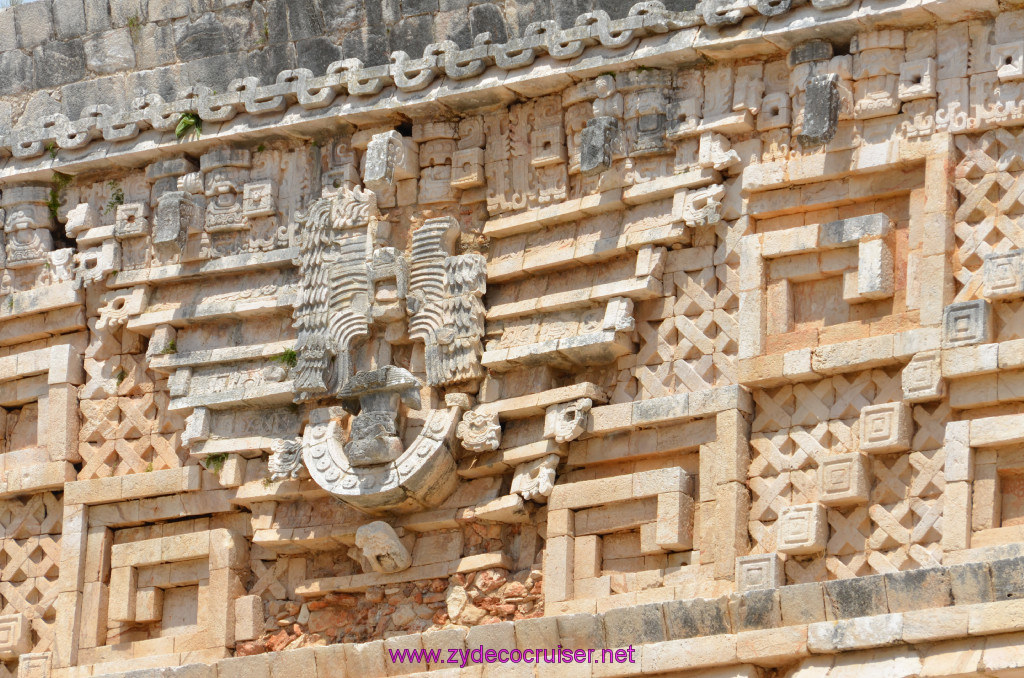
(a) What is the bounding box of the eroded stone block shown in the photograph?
[736,554,784,592]
[818,454,870,506]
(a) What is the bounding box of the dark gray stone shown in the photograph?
[61,75,129,120]
[823,575,889,620]
[580,116,618,177]
[950,562,995,605]
[729,589,781,633]
[593,0,634,18]
[263,0,326,42]
[33,40,86,89]
[0,50,34,95]
[125,65,186,102]
[403,0,439,15]
[182,53,249,92]
[883,567,952,613]
[990,556,1024,600]
[53,0,87,39]
[14,2,53,48]
[796,73,839,147]
[788,39,833,67]
[469,3,508,43]
[391,15,434,60]
[504,0,552,38]
[440,0,470,11]
[85,0,112,33]
[664,597,731,639]
[340,27,389,66]
[247,43,297,84]
[0,9,16,52]
[295,37,343,74]
[135,23,178,70]
[603,603,666,647]
[175,14,238,61]
[779,582,826,625]
[109,0,144,28]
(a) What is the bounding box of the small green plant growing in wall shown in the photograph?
[48,172,73,222]
[104,180,125,215]
[46,141,58,159]
[272,348,298,368]
[204,453,228,474]
[115,369,127,385]
[145,462,153,472]
[176,112,202,139]
[127,14,140,42]
[160,339,177,354]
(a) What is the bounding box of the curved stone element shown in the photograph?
[301,404,460,512]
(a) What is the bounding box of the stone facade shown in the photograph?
[2,0,1024,676]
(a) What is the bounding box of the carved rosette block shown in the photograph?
[457,410,501,453]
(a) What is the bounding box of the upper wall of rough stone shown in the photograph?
[0,0,696,123]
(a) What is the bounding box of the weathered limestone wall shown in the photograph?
[4,0,1024,675]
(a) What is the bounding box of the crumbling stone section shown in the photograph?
[5,0,1024,675]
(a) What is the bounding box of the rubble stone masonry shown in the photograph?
[2,0,1024,674]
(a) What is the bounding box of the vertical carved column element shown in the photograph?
[1,184,54,275]
[413,121,457,205]
[148,158,199,263]
[789,40,846,147]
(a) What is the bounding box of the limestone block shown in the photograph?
[849,239,893,302]
[655,492,694,551]
[902,350,944,402]
[859,403,913,454]
[108,566,137,622]
[545,535,574,604]
[135,586,163,623]
[818,454,870,506]
[0,613,31,660]
[736,554,783,592]
[573,535,602,581]
[942,300,992,348]
[776,504,827,555]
